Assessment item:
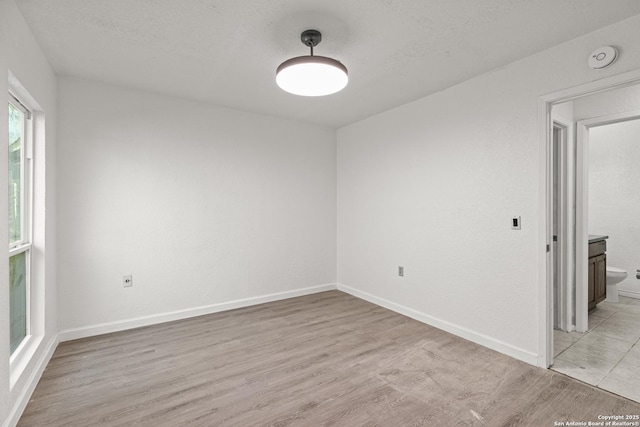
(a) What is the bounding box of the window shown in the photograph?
[8,94,32,356]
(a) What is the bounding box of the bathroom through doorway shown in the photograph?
[539,69,640,369]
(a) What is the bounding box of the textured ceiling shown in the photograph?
[16,0,640,128]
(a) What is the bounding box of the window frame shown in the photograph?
[8,92,33,360]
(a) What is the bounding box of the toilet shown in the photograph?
[606,266,627,303]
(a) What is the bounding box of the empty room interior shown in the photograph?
[4,1,640,426]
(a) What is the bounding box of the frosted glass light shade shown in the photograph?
[276,55,348,96]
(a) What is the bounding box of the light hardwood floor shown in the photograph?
[19,291,640,426]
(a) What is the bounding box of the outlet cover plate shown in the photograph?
[123,275,133,288]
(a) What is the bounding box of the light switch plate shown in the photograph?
[511,216,521,230]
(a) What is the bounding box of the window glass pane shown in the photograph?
[10,251,27,354]
[8,102,23,245]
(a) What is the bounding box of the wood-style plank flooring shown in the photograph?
[19,291,640,426]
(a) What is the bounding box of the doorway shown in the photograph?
[550,111,640,402]
[552,120,574,333]
[539,68,640,369]
[574,110,640,331]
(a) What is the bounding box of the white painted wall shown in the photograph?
[0,0,58,426]
[337,14,640,364]
[574,84,640,121]
[56,76,337,333]
[589,119,640,298]
[553,101,574,123]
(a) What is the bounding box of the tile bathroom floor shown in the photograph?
[552,296,640,402]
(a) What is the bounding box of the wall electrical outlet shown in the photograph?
[398,266,404,277]
[123,275,133,288]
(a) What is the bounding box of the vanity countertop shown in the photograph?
[588,234,609,243]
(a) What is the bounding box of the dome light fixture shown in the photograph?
[276,29,348,96]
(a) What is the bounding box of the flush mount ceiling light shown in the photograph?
[276,29,348,96]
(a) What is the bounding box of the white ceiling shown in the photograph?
[16,0,640,128]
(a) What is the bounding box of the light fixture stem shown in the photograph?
[310,45,314,56]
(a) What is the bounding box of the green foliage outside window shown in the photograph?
[9,252,26,354]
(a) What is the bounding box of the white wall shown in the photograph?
[337,14,640,364]
[589,119,640,297]
[574,84,640,121]
[0,0,58,426]
[56,77,337,333]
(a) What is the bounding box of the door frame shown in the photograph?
[538,68,640,368]
[575,109,640,331]
[552,118,574,333]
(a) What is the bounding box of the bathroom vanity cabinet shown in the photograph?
[588,238,607,310]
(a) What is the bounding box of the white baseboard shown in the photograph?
[58,283,338,342]
[4,336,58,427]
[619,289,640,299]
[337,283,538,366]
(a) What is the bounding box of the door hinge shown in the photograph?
[546,244,550,253]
